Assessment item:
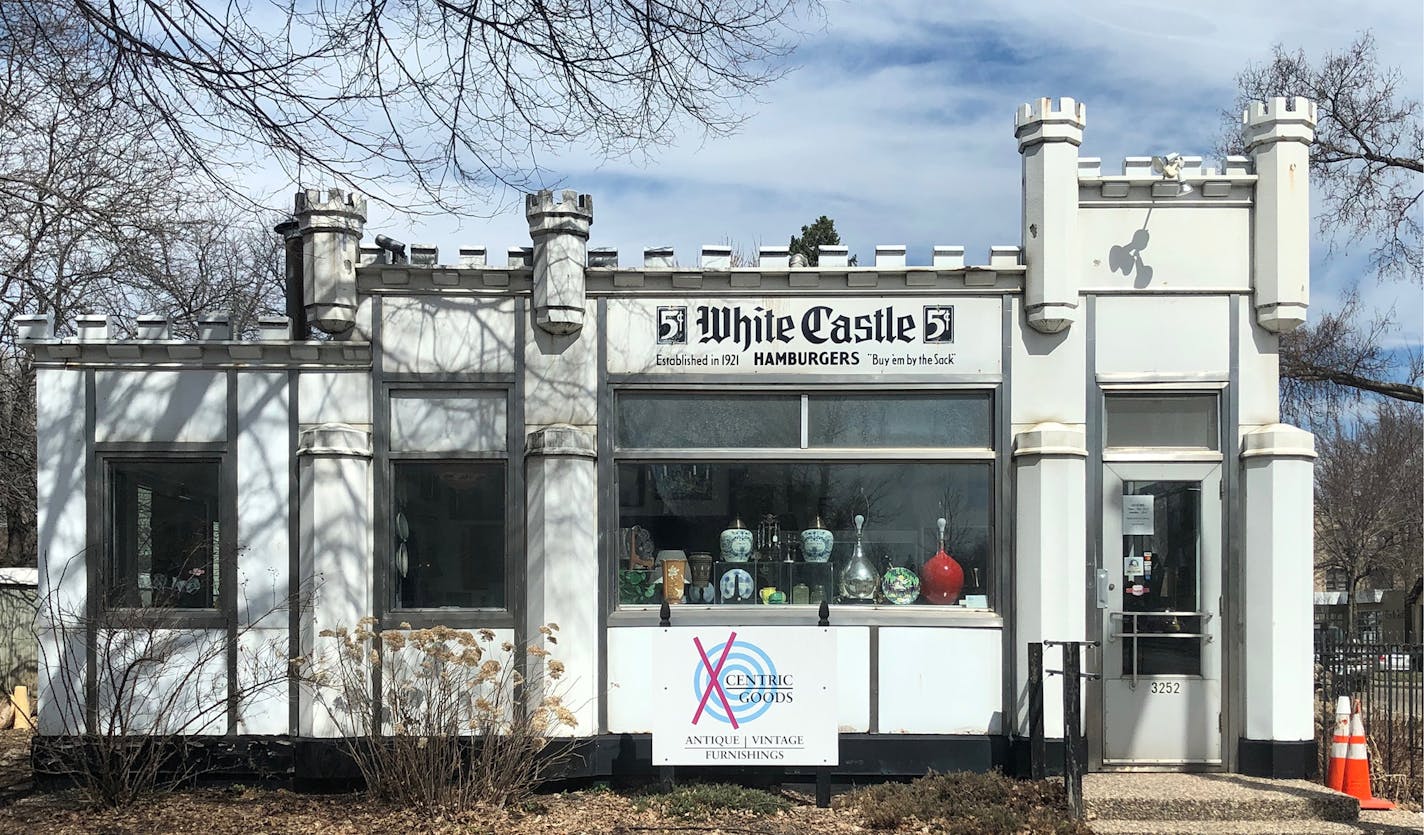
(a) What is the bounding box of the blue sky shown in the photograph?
[331,1,1422,352]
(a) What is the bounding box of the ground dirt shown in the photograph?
[0,730,1089,835]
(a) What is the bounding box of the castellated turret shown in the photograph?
[1244,97,1317,333]
[1015,97,1086,334]
[294,188,367,335]
[526,189,594,335]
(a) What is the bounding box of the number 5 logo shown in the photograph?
[922,305,954,344]
[657,306,687,344]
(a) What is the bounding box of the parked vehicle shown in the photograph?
[1378,651,1411,671]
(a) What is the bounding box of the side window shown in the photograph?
[391,461,506,609]
[107,459,222,609]
[388,391,511,613]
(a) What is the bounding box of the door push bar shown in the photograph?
[1108,611,1214,688]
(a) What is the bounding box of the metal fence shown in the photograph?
[1314,639,1422,782]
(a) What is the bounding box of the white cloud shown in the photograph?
[329,2,1423,348]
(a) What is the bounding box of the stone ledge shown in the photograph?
[24,341,373,369]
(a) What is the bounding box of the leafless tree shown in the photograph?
[1280,291,1424,426]
[2,0,814,214]
[1313,401,1423,637]
[0,15,287,566]
[1221,32,1423,410]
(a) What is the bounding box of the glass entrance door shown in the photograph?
[1100,463,1222,767]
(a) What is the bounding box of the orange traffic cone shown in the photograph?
[1341,702,1395,810]
[1325,696,1350,791]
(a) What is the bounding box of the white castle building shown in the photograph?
[19,96,1321,778]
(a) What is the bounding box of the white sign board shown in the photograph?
[1122,495,1155,536]
[651,627,838,766]
[606,296,1002,375]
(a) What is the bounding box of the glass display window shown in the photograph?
[107,458,223,610]
[391,461,507,610]
[384,388,514,620]
[612,390,996,610]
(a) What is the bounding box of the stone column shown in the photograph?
[525,425,598,734]
[1244,98,1316,334]
[526,189,593,335]
[1012,423,1089,742]
[296,422,372,737]
[1015,97,1085,334]
[1239,423,1316,776]
[294,189,367,335]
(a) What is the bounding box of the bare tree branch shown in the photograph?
[3,0,816,214]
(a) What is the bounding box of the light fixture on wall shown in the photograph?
[1151,153,1194,197]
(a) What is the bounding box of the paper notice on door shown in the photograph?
[1122,495,1155,535]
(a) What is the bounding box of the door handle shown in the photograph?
[1096,568,1111,608]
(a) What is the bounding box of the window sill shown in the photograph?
[100,609,226,629]
[381,610,516,630]
[608,605,1003,628]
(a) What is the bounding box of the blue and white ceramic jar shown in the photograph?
[800,516,834,563]
[719,517,753,562]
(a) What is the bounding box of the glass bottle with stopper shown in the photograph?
[920,516,964,605]
[839,514,879,603]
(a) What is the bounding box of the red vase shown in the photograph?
[920,547,964,605]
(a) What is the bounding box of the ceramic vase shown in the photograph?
[661,556,688,604]
[719,517,753,562]
[800,516,835,563]
[920,517,964,605]
[688,552,713,584]
[839,514,878,603]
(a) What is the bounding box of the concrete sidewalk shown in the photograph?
[1084,772,1423,834]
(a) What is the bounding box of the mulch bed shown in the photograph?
[0,730,1082,834]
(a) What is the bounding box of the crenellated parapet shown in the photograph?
[1243,97,1316,333]
[526,188,594,335]
[1243,97,1318,150]
[1017,96,1085,333]
[16,313,370,367]
[294,188,368,336]
[1015,97,1086,150]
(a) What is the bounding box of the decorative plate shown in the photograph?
[619,526,656,568]
[881,566,921,605]
[719,568,754,602]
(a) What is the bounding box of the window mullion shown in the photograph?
[800,394,809,450]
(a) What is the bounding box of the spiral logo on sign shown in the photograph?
[691,637,778,726]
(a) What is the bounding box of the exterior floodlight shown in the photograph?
[1151,153,1194,196]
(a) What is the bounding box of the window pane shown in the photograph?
[391,393,507,453]
[1120,480,1202,676]
[393,462,505,609]
[1105,395,1218,449]
[808,394,991,447]
[109,460,220,609]
[617,394,800,448]
[617,461,992,607]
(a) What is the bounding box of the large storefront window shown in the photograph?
[614,391,994,609]
[108,459,221,609]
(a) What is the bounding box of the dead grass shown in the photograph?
[841,771,1093,834]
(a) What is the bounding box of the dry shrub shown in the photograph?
[635,782,790,818]
[843,771,1091,835]
[1368,715,1423,808]
[305,619,576,811]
